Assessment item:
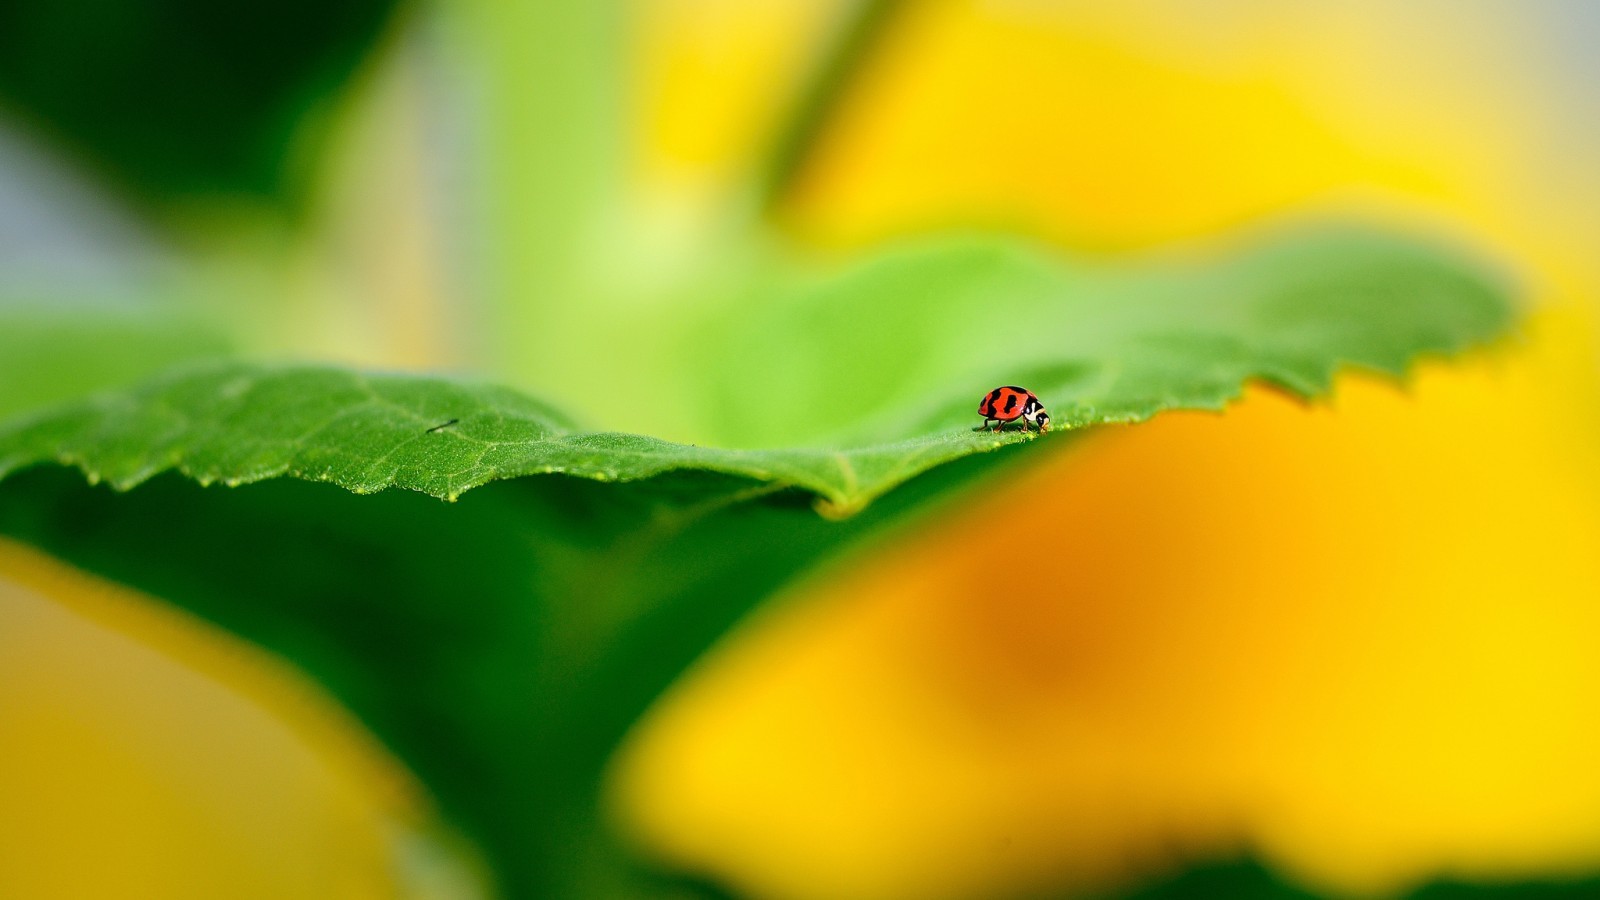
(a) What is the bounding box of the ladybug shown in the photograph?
[979,386,1050,432]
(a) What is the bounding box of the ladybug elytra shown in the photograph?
[979,386,1049,433]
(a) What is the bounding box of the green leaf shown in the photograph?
[0,228,1512,516]
[682,227,1510,448]
[0,224,1516,897]
[0,360,1021,516]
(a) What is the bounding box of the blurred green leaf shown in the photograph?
[0,0,399,206]
[0,228,1512,514]
[1405,877,1600,899]
[1097,857,1600,900]
[0,305,231,419]
[1104,859,1322,900]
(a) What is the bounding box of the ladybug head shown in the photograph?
[1023,397,1050,432]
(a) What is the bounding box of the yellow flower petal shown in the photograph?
[0,539,479,900]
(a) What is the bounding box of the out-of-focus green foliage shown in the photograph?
[0,0,399,206]
[1106,858,1600,900]
[0,307,230,419]
[1404,877,1600,899]
[1109,860,1322,900]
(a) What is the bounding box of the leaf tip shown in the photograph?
[812,496,866,520]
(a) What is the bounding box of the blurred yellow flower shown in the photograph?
[0,539,476,900]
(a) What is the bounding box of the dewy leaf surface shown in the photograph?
[0,227,1512,514]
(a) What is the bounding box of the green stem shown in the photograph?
[752,0,911,215]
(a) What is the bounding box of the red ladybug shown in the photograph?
[979,386,1050,432]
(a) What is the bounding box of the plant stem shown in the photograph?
[753,0,911,215]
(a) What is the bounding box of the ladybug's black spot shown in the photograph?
[1003,392,1019,414]
[981,387,1003,417]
